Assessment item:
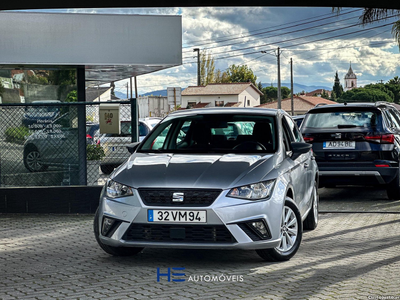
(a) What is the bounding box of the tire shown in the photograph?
[386,170,400,200]
[93,208,144,256]
[256,198,303,262]
[24,147,48,172]
[100,164,116,175]
[303,181,319,231]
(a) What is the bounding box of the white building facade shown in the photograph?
[181,82,262,109]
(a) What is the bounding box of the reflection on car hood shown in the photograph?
[112,153,277,189]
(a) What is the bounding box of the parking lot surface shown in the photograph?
[1,187,400,300]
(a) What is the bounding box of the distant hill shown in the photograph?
[114,83,331,99]
[263,83,331,94]
[114,89,170,99]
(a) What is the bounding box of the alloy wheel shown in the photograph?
[276,205,299,252]
[26,150,43,171]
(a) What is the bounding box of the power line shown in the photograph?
[182,8,362,51]
[182,13,363,58]
[182,21,396,65]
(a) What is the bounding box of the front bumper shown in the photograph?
[96,185,286,250]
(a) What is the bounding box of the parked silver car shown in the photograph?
[99,117,161,174]
[23,113,78,172]
[94,108,319,261]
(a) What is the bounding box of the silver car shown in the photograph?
[99,117,161,174]
[94,108,319,261]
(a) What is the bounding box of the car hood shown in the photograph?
[111,153,277,190]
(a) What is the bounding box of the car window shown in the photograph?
[281,120,292,153]
[149,124,172,150]
[387,109,400,129]
[139,122,149,136]
[383,110,396,129]
[210,121,254,139]
[139,114,276,153]
[284,115,302,142]
[303,110,377,129]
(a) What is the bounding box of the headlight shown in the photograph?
[227,180,275,200]
[106,179,134,198]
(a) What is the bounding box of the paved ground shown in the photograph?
[1,186,400,300]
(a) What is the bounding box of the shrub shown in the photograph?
[87,144,105,161]
[5,126,31,144]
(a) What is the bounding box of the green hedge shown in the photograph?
[5,126,31,144]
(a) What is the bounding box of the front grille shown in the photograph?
[122,223,236,243]
[138,188,222,207]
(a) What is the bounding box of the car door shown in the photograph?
[282,115,311,215]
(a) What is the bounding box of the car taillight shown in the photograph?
[303,136,314,143]
[365,134,395,144]
[86,134,92,139]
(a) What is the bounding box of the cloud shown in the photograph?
[23,6,400,93]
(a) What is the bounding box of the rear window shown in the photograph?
[303,110,379,129]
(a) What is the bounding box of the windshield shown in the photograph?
[138,113,276,154]
[303,110,380,129]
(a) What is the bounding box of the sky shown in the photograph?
[21,7,400,95]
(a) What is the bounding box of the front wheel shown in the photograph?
[93,208,144,256]
[24,147,48,172]
[256,199,302,262]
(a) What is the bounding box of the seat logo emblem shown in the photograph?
[172,192,184,202]
[332,133,341,139]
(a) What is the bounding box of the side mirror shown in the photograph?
[126,142,141,154]
[291,142,312,160]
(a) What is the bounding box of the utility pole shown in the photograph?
[193,48,200,86]
[276,47,282,109]
[290,58,294,116]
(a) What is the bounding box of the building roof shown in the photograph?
[86,87,111,102]
[345,65,357,79]
[305,89,332,97]
[256,96,337,113]
[182,82,263,96]
[192,102,210,108]
[224,102,242,107]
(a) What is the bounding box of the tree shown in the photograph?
[225,64,257,85]
[259,86,291,104]
[386,76,400,103]
[332,71,344,100]
[199,50,215,86]
[338,87,393,103]
[214,69,229,83]
[334,8,400,50]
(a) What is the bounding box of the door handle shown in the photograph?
[304,163,309,168]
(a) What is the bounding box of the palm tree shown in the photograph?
[334,8,400,49]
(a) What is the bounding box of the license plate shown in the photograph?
[148,210,206,223]
[323,141,355,149]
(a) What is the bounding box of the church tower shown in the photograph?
[344,63,357,91]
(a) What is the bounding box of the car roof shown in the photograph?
[167,107,281,117]
[308,101,397,113]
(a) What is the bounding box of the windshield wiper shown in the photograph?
[337,124,358,128]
